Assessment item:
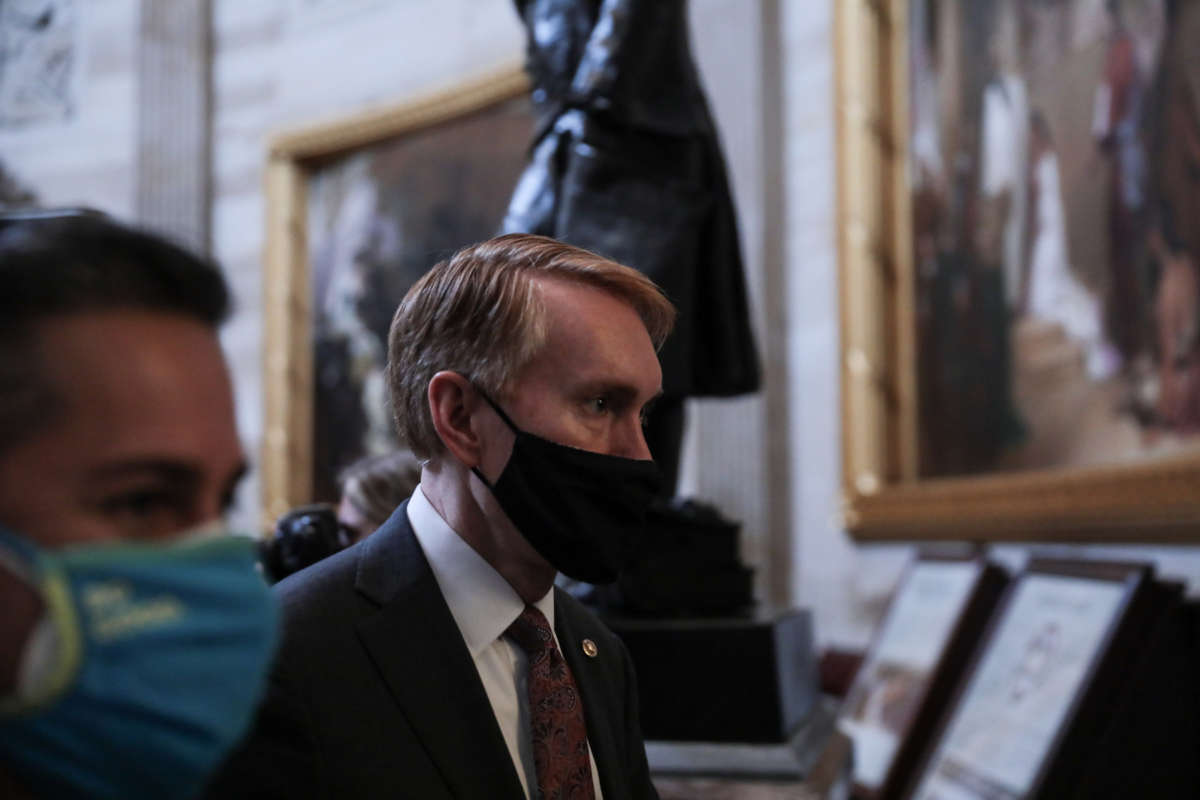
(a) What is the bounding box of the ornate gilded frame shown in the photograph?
[260,64,530,526]
[834,1,1200,542]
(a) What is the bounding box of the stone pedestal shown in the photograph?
[607,608,818,744]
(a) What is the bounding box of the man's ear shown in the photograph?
[428,371,482,468]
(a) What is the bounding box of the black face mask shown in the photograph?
[470,391,661,584]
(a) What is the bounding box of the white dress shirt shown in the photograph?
[407,486,604,799]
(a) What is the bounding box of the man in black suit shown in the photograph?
[212,233,673,799]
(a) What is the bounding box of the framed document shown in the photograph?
[838,555,1007,799]
[905,560,1163,800]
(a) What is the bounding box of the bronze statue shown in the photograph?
[502,0,761,492]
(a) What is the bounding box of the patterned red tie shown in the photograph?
[506,605,596,800]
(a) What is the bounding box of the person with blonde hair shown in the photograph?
[335,449,422,542]
[214,233,673,799]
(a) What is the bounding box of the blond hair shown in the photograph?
[337,450,422,528]
[386,233,675,459]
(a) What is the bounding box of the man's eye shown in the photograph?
[102,490,177,518]
[97,489,191,540]
[587,397,609,415]
[98,488,191,535]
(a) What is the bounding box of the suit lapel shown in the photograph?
[555,592,627,800]
[353,505,525,799]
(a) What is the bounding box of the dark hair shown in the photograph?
[0,210,231,451]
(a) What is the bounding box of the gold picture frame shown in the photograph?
[834,0,1200,542]
[260,64,530,527]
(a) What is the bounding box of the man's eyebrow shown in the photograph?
[86,458,249,492]
[86,460,204,483]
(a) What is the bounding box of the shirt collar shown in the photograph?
[407,485,554,658]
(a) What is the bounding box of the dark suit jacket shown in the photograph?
[207,500,658,799]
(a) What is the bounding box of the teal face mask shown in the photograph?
[0,524,278,799]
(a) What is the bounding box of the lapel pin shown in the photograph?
[581,639,598,658]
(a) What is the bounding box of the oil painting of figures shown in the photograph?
[306,95,533,501]
[911,0,1200,477]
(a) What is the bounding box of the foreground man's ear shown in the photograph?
[427,371,484,468]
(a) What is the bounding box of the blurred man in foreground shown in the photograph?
[214,234,671,799]
[0,211,277,799]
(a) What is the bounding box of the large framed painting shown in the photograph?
[836,0,1200,541]
[261,65,532,524]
